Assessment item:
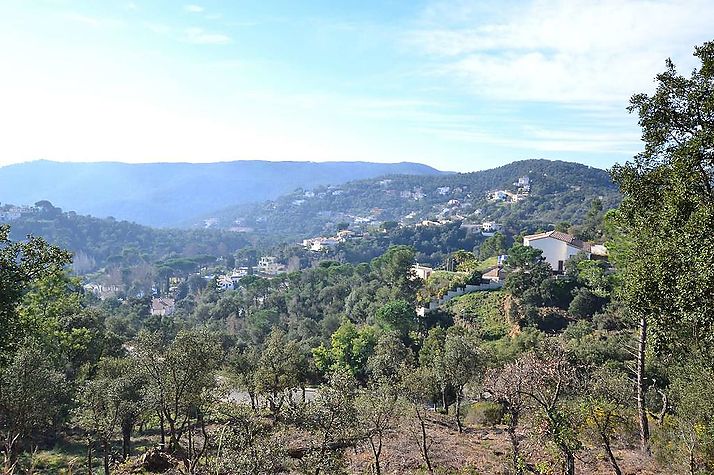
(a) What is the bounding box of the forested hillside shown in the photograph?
[1,201,249,273]
[205,159,620,239]
[0,160,442,227]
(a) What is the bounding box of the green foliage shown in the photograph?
[373,300,418,338]
[136,329,222,451]
[222,159,621,241]
[0,340,67,453]
[478,233,507,260]
[610,40,714,359]
[0,225,71,364]
[446,291,509,341]
[466,401,503,427]
[568,288,607,319]
[652,357,714,473]
[254,328,307,416]
[367,331,414,383]
[214,404,288,474]
[312,321,377,380]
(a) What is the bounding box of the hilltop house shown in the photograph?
[523,231,594,273]
[150,297,175,317]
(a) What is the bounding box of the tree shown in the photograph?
[93,357,145,460]
[228,347,261,411]
[0,340,66,465]
[367,331,413,384]
[609,41,714,452]
[254,328,304,417]
[136,329,222,453]
[370,245,419,302]
[442,328,484,432]
[312,321,376,380]
[518,349,581,475]
[355,382,401,475]
[419,326,449,412]
[373,300,417,341]
[75,376,124,474]
[579,367,634,475]
[214,404,287,474]
[654,357,714,474]
[290,369,359,475]
[485,358,530,475]
[400,366,436,474]
[478,232,507,260]
[0,225,71,364]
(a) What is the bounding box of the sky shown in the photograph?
[0,1,712,172]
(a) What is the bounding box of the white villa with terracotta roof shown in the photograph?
[523,231,596,273]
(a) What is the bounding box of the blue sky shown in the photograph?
[0,0,712,172]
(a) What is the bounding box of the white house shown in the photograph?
[481,221,502,236]
[412,264,434,281]
[523,231,591,273]
[217,275,235,291]
[257,256,286,275]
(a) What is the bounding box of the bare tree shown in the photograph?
[400,366,436,474]
[355,381,401,475]
[484,358,530,474]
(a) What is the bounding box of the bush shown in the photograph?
[465,401,503,427]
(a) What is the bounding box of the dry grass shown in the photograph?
[345,411,663,475]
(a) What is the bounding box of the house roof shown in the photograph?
[524,231,591,252]
[482,266,506,280]
[152,298,175,310]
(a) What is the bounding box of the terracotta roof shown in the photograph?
[524,231,591,252]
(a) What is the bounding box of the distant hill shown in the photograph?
[1,202,250,274]
[0,160,443,227]
[204,159,621,239]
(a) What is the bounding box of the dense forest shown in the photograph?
[1,41,713,475]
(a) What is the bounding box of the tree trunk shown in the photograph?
[415,406,433,474]
[602,437,622,475]
[369,437,382,475]
[159,412,166,448]
[121,419,133,459]
[455,391,463,433]
[636,314,651,454]
[441,388,448,414]
[87,438,93,475]
[102,440,110,475]
[507,411,522,475]
[564,450,575,475]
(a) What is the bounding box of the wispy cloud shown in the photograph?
[408,0,714,104]
[184,4,204,13]
[183,27,231,45]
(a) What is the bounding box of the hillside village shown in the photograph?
[199,160,621,239]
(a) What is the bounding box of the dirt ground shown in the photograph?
[344,411,663,475]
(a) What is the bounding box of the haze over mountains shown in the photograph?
[0,160,443,227]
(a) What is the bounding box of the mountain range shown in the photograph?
[0,160,443,227]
